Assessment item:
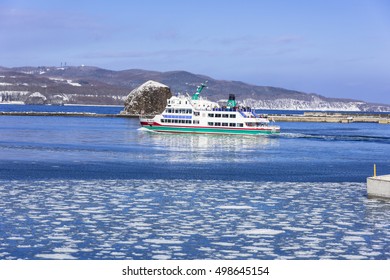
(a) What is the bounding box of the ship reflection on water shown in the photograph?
[137,128,279,163]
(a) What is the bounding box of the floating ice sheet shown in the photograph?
[0,179,389,260]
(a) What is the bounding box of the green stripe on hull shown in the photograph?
[143,125,279,135]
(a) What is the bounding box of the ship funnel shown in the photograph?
[227,94,237,108]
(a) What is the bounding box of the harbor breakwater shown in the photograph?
[1,111,389,124]
[271,112,390,124]
[0,111,127,118]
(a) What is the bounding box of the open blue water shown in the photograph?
[0,110,389,259]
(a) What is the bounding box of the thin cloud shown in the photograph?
[274,35,304,44]
[154,29,182,41]
[213,34,304,46]
[80,49,218,60]
[217,35,304,57]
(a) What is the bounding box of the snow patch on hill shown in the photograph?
[136,80,169,92]
[241,98,370,111]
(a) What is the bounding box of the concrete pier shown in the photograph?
[0,111,138,118]
[270,112,390,124]
[1,111,389,124]
[367,175,390,198]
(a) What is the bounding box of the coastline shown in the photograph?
[1,111,389,123]
[0,102,124,107]
[271,112,390,124]
[0,111,135,118]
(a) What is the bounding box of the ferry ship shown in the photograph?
[140,83,280,135]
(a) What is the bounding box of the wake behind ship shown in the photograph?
[140,82,280,135]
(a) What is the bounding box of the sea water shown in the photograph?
[0,109,389,259]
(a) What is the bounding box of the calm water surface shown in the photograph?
[0,112,389,259]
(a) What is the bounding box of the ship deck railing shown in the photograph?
[194,107,268,119]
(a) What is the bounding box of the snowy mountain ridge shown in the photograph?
[0,65,389,112]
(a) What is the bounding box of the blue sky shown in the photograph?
[1,0,389,104]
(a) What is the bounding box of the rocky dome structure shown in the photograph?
[121,80,172,115]
[25,92,47,105]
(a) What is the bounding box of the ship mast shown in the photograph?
[191,82,207,100]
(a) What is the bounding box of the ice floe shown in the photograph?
[35,253,77,260]
[239,229,285,235]
[0,179,389,260]
[217,205,254,210]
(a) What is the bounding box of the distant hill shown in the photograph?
[0,65,389,111]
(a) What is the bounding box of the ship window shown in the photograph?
[222,123,228,126]
[194,112,200,116]
[193,120,199,124]
[215,114,221,118]
[208,113,214,117]
[229,114,236,118]
[215,122,221,126]
[208,122,213,126]
[161,119,164,123]
[229,123,236,127]
[188,109,192,114]
[237,123,243,127]
[222,114,229,118]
